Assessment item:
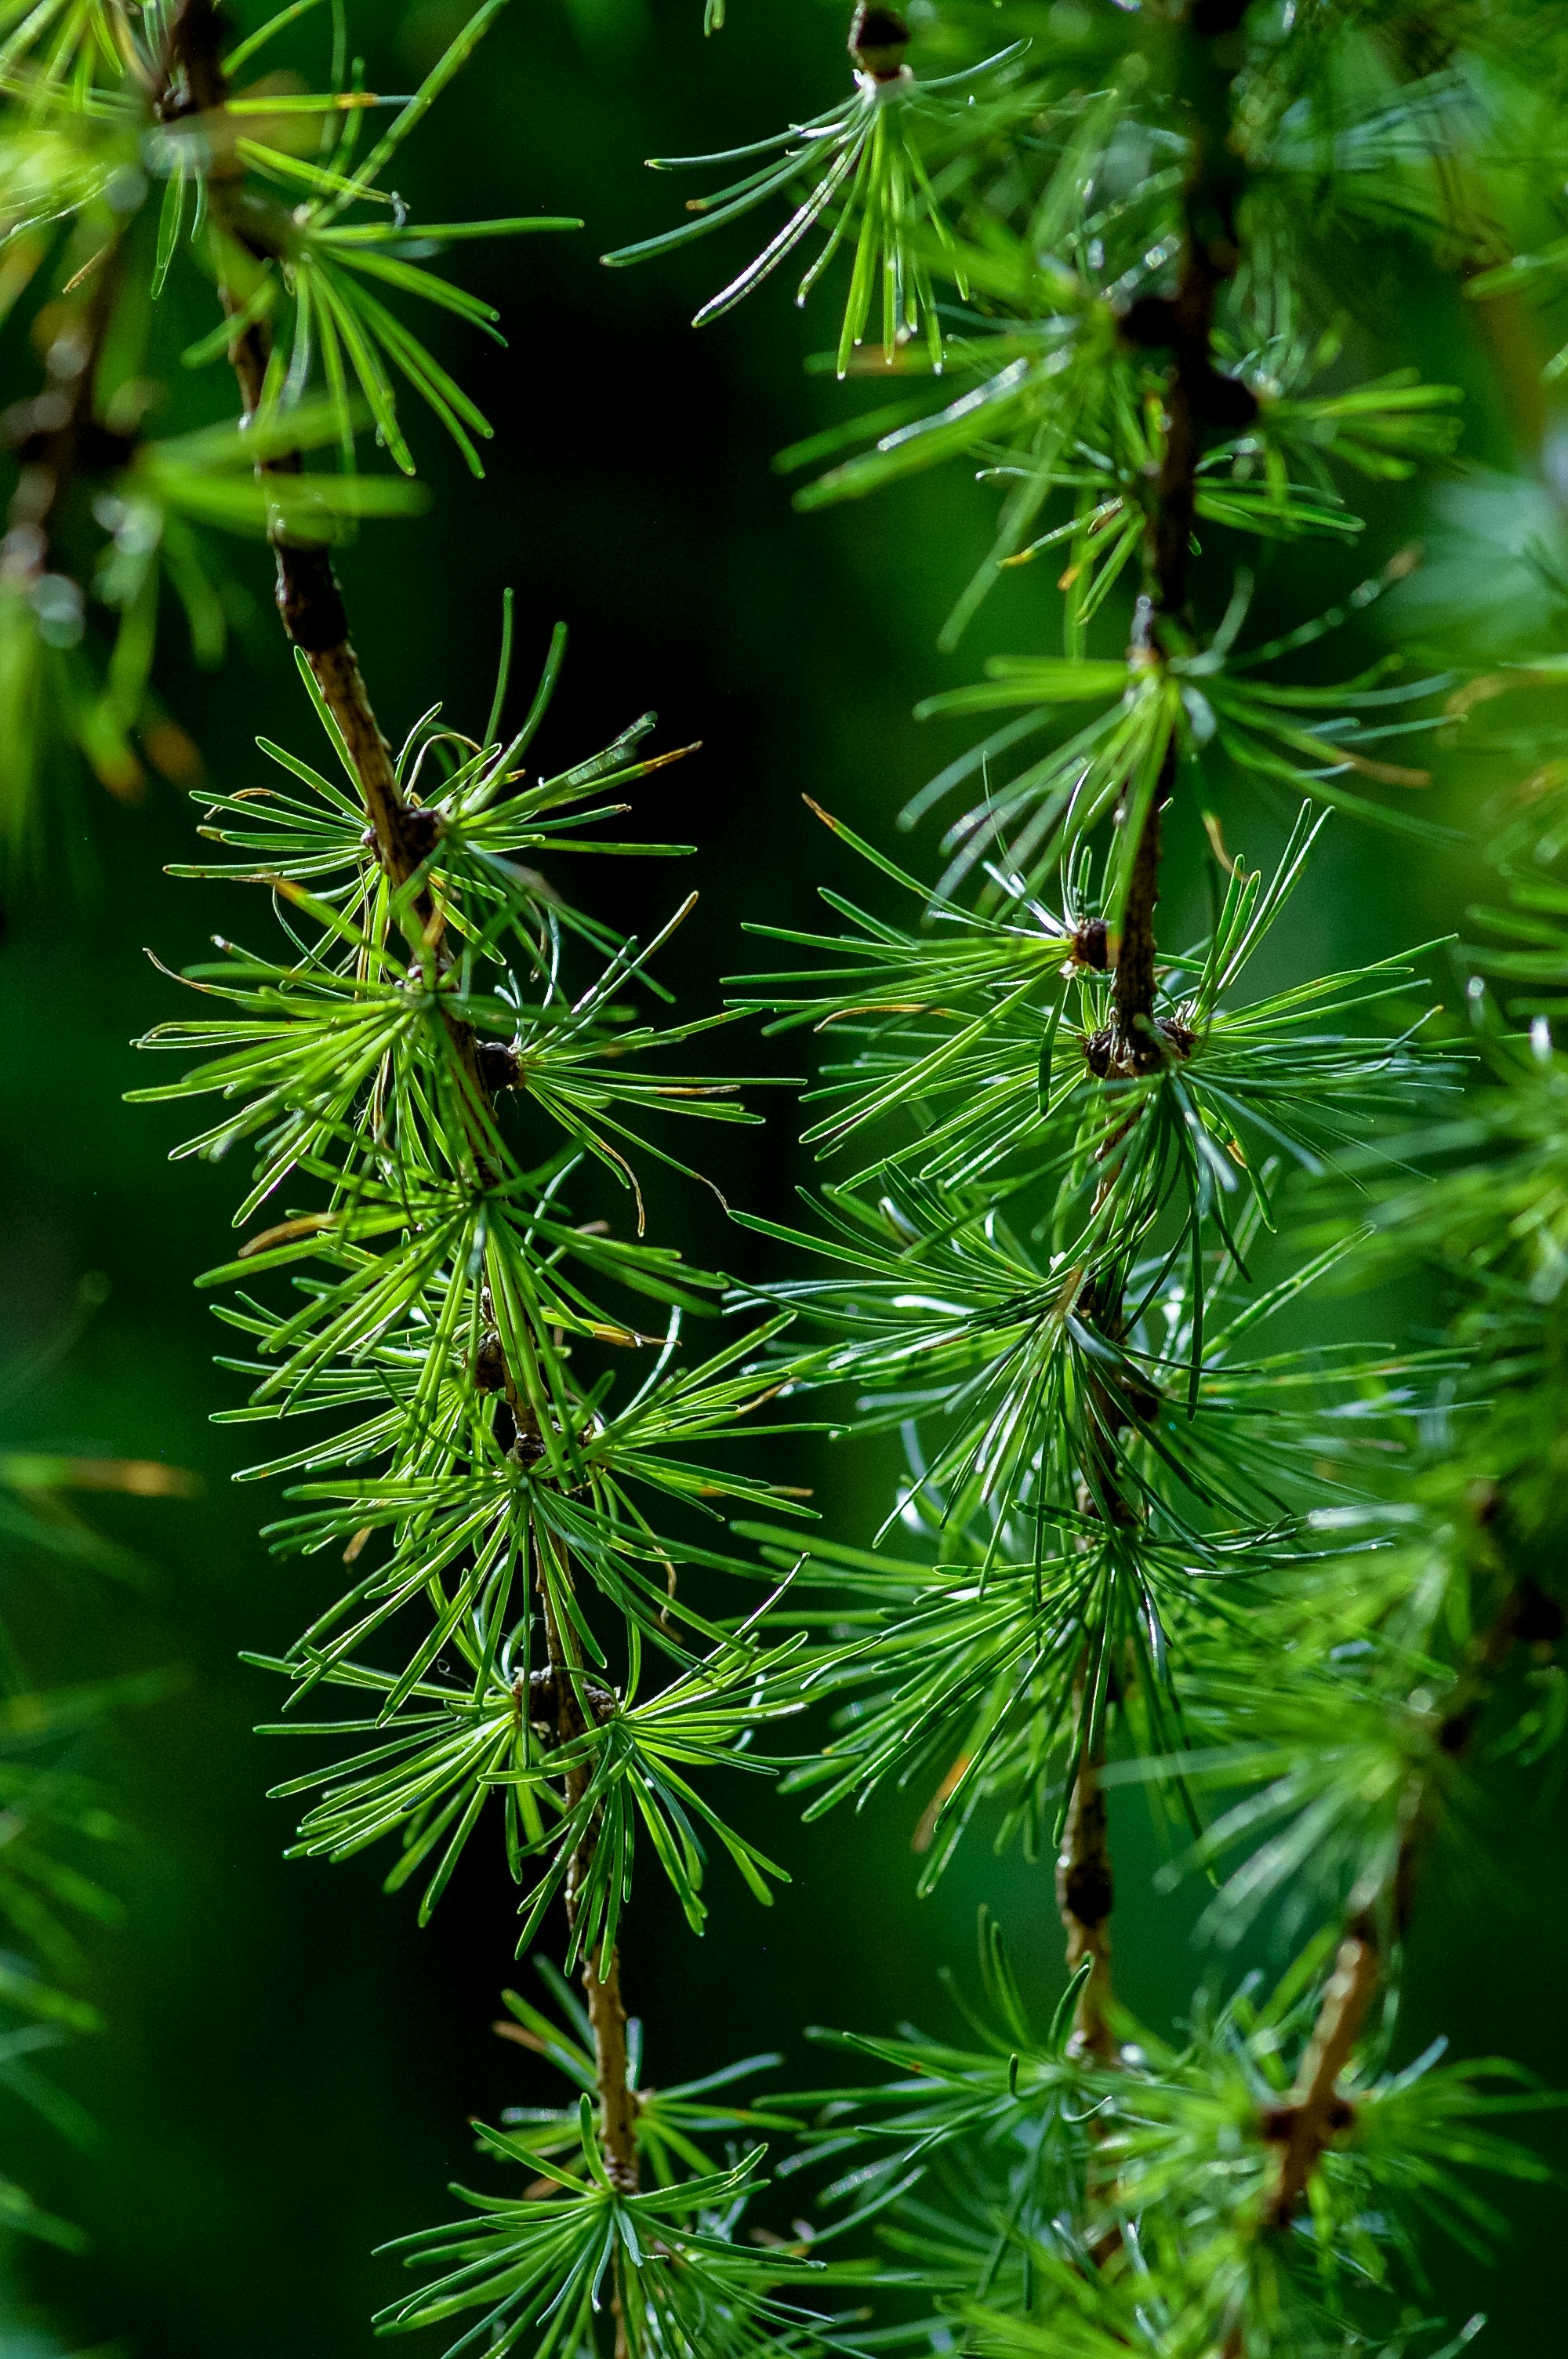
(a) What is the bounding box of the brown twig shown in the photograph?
[1110,0,1255,1044]
[164,0,642,2207]
[1265,1542,1528,2224]
[1055,1715,1116,2061]
[161,3,430,901]
[1061,0,1253,2044]
[535,1554,641,2197]
[1110,777,1165,1065]
[1263,1920,1379,2224]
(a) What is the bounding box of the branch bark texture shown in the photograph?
[1062,0,1251,2048]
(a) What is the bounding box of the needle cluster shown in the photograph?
[7,4,1568,2357]
[610,3,1568,2354]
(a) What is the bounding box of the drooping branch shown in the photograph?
[1060,0,1253,2045]
[536,1550,641,2198]
[1266,1525,1534,2223]
[160,2,426,896]
[1111,0,1256,1049]
[163,0,641,2197]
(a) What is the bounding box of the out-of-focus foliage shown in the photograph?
[0,1276,186,2326]
[0,0,574,867]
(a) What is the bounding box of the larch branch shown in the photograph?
[166,0,641,2201]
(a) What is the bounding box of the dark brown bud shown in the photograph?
[1112,299,1258,428]
[849,3,909,79]
[526,1667,618,1731]
[398,803,442,864]
[1261,2095,1354,2144]
[1199,365,1259,429]
[477,1038,522,1092]
[1083,1027,1115,1079]
[77,420,137,473]
[1072,917,1110,969]
[474,1331,507,1392]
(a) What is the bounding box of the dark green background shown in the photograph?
[1,2,1563,2350]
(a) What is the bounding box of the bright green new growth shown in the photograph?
[603,24,1026,377]
[5,3,852,2353]
[136,631,841,2351]
[6,2,1568,2357]
[612,2,1568,2355]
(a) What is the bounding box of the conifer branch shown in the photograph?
[1061,1,1256,2049]
[1113,0,1255,1055]
[622,5,1568,2345]
[13,5,1567,2346]
[162,0,644,2212]
[539,1545,641,2200]
[162,1,428,903]
[1267,1523,1530,2224]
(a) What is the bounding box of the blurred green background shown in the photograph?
[1,2,1565,2350]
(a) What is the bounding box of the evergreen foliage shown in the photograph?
[0,1282,187,2319]
[2,2,1567,2355]
[615,2,1568,2354]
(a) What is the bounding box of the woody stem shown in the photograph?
[1062,0,1251,2040]
[1268,1556,1526,2223]
[168,0,639,2199]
